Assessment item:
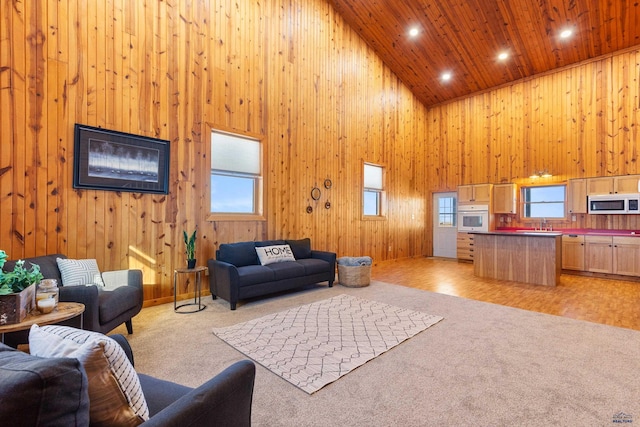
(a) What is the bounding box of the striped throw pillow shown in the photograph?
[29,324,149,425]
[56,258,105,287]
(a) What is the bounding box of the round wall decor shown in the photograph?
[311,187,321,200]
[323,179,332,189]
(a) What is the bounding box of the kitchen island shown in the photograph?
[472,231,562,286]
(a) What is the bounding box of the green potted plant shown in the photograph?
[0,250,44,324]
[183,229,197,269]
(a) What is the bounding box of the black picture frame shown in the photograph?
[73,124,170,194]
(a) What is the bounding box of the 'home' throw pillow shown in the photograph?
[29,325,149,427]
[255,245,296,265]
[56,258,105,287]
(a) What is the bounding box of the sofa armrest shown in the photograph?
[311,250,337,268]
[141,360,256,427]
[208,259,239,304]
[101,269,143,291]
[58,285,100,331]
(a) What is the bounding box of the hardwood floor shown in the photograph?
[371,257,640,331]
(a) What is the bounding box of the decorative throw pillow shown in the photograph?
[29,325,149,426]
[56,258,105,287]
[255,245,296,265]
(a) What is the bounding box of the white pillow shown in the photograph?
[56,258,105,287]
[255,245,296,265]
[29,325,149,426]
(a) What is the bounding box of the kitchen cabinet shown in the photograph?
[585,235,613,273]
[587,175,640,195]
[567,179,587,214]
[612,236,640,276]
[456,233,474,261]
[493,183,517,214]
[458,184,492,204]
[562,234,585,270]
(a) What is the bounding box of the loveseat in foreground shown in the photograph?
[0,332,256,426]
[208,238,336,310]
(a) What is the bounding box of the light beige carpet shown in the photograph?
[212,294,443,393]
[112,280,640,426]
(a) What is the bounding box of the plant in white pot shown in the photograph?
[0,250,44,324]
[183,229,197,269]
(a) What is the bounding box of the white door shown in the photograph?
[433,192,458,258]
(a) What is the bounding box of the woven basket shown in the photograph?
[338,264,371,288]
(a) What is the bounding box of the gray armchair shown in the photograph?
[111,334,256,426]
[3,254,143,335]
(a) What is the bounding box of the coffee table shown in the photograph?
[0,302,85,343]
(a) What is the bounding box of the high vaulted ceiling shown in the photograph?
[328,0,640,107]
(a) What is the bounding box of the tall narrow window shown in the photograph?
[363,163,385,216]
[522,185,566,218]
[210,131,262,215]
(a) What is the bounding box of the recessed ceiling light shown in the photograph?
[441,72,452,81]
[498,52,509,61]
[408,27,419,37]
[560,29,573,39]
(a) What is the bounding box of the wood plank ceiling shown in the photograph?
[328,0,640,107]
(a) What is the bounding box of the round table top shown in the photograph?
[0,302,85,334]
[174,266,207,274]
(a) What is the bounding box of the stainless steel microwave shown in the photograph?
[588,194,640,214]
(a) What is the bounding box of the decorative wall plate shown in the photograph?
[306,205,313,214]
[325,201,331,209]
[323,179,332,189]
[311,187,321,200]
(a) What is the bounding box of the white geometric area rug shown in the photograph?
[212,294,443,394]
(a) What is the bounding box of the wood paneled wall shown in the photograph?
[0,0,429,304]
[426,47,640,230]
[1,0,639,305]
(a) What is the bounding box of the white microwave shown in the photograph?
[458,204,489,232]
[588,194,640,214]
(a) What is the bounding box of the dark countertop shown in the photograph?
[495,228,640,237]
[471,231,562,237]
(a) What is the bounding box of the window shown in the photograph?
[438,197,456,227]
[363,163,385,216]
[522,185,566,218]
[210,130,262,216]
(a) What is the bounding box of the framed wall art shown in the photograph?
[73,124,170,194]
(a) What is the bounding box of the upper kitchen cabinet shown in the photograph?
[458,184,493,204]
[493,184,517,214]
[567,178,587,214]
[587,175,640,195]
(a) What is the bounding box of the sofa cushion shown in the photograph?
[266,261,306,280]
[295,258,331,275]
[0,342,90,427]
[56,258,105,287]
[138,373,192,417]
[98,286,142,324]
[236,265,276,287]
[286,238,312,259]
[29,325,149,426]
[255,245,296,265]
[255,239,286,247]
[217,242,259,267]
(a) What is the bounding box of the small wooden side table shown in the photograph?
[0,302,85,343]
[174,266,207,313]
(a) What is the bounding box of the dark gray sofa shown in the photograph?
[0,335,256,427]
[208,238,336,310]
[3,254,143,335]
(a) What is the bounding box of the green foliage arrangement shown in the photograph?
[183,229,197,260]
[0,250,44,295]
